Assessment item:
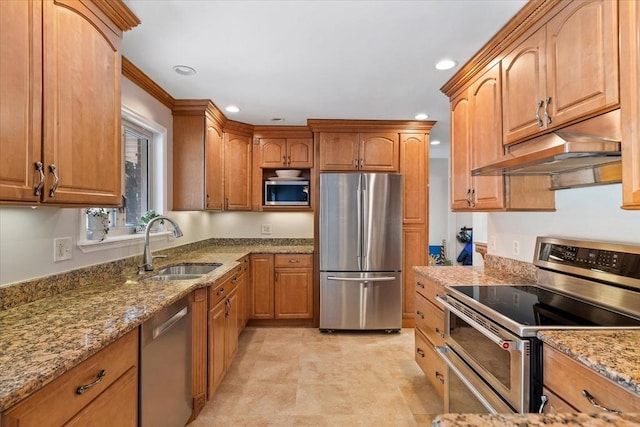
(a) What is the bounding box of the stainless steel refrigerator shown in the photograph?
[319,172,402,332]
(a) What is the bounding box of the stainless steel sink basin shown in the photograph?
[147,263,223,281]
[156,263,222,276]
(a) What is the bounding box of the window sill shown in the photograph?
[77,231,173,253]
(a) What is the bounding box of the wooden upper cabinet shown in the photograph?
[319,132,360,170]
[359,133,399,171]
[0,0,137,205]
[318,131,399,171]
[620,0,640,209]
[450,92,473,210]
[400,134,427,224]
[502,0,619,145]
[224,133,252,210]
[470,65,504,210]
[259,137,313,168]
[0,0,42,203]
[205,120,223,210]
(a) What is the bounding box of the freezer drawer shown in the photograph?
[320,272,402,331]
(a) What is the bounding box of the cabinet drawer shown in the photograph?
[209,266,241,307]
[415,329,446,400]
[415,293,445,348]
[415,277,445,309]
[2,329,138,427]
[541,387,578,414]
[274,254,312,268]
[544,346,640,413]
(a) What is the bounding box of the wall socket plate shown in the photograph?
[513,240,520,256]
[54,237,73,262]
[261,224,272,235]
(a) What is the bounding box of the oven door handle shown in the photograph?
[436,346,515,414]
[436,295,517,351]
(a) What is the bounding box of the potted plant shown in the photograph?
[85,208,110,241]
[137,210,163,233]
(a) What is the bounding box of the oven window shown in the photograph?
[450,314,511,388]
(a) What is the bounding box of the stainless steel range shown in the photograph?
[435,236,640,413]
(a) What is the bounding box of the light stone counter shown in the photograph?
[0,240,313,411]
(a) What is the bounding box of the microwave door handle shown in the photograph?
[436,295,516,351]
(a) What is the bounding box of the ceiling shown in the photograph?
[121,0,527,158]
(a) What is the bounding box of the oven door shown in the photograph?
[436,295,530,413]
[435,346,516,414]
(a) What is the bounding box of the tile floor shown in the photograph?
[190,327,442,426]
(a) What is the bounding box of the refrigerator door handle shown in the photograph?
[361,173,368,268]
[326,276,397,282]
[356,174,363,270]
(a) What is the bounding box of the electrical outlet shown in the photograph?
[261,224,272,235]
[490,236,497,251]
[513,240,520,256]
[54,237,73,262]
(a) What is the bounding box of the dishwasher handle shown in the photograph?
[152,306,189,340]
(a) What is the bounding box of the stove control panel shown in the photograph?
[535,238,640,285]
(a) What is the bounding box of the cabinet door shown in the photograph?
[402,226,426,321]
[249,254,274,319]
[546,0,618,126]
[319,132,359,171]
[205,119,224,210]
[359,132,399,171]
[501,27,547,145]
[191,288,207,417]
[274,268,313,319]
[224,133,252,210]
[470,65,505,210]
[42,0,122,205]
[225,288,239,364]
[260,138,287,168]
[620,0,640,209]
[400,134,427,224]
[0,0,42,203]
[208,300,226,398]
[450,92,472,210]
[287,138,314,168]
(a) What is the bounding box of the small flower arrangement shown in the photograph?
[85,207,110,217]
[137,210,164,233]
[85,208,110,241]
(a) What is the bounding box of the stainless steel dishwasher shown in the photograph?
[140,294,192,427]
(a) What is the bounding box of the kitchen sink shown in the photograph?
[147,263,223,281]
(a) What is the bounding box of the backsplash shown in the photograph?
[0,238,313,311]
[484,254,538,282]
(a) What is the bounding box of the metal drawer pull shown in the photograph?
[416,282,425,289]
[216,288,225,296]
[581,389,620,414]
[416,348,425,358]
[288,259,300,263]
[435,327,444,338]
[535,99,544,127]
[231,277,238,284]
[34,162,45,196]
[416,310,425,319]
[538,395,548,413]
[544,97,552,124]
[48,164,59,197]
[76,370,106,395]
[435,371,445,384]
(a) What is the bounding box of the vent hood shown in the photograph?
[471,110,622,180]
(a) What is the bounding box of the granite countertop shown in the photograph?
[413,265,538,287]
[433,412,640,427]
[0,242,313,411]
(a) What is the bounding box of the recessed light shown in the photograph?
[435,59,457,70]
[415,113,429,120]
[271,118,285,122]
[225,106,240,113]
[430,140,441,145]
[172,65,196,76]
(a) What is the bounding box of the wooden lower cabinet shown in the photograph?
[542,346,640,413]
[415,329,446,400]
[1,329,138,427]
[402,226,426,326]
[237,256,250,333]
[190,287,208,420]
[250,253,313,321]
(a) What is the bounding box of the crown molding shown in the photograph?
[122,56,175,109]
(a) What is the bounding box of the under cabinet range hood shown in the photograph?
[471,110,622,188]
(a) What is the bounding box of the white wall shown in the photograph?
[487,184,640,263]
[0,78,313,287]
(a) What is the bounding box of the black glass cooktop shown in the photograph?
[450,285,640,327]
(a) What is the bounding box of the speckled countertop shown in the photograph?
[433,412,640,427]
[413,264,537,287]
[0,241,313,411]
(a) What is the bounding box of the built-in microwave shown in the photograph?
[264,180,310,206]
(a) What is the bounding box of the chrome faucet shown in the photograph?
[139,215,184,272]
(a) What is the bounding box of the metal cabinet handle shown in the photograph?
[469,189,476,208]
[465,188,472,207]
[283,155,287,165]
[416,348,425,358]
[33,162,45,196]
[416,282,425,289]
[225,197,229,210]
[216,287,225,296]
[538,395,548,413]
[48,164,59,197]
[581,389,620,414]
[544,97,552,125]
[76,370,106,395]
[206,194,210,207]
[231,277,238,284]
[435,327,445,338]
[416,310,425,319]
[435,371,445,384]
[353,158,358,168]
[225,297,231,317]
[535,99,544,127]
[287,156,291,165]
[288,259,300,263]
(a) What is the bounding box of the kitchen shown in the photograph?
[1,0,640,426]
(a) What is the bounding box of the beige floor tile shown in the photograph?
[294,383,355,415]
